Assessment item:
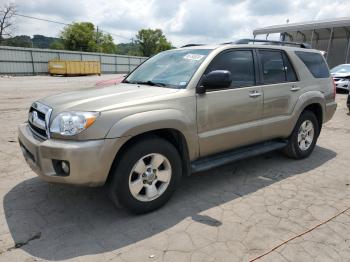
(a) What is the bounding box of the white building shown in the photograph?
[254,17,350,68]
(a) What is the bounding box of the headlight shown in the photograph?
[50,111,99,136]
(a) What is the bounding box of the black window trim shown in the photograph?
[282,51,300,82]
[256,48,299,86]
[200,48,259,92]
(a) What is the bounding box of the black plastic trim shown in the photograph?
[191,140,287,173]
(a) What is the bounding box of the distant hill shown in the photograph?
[0,34,142,56]
[32,35,59,48]
[0,35,59,49]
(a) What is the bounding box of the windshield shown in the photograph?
[331,64,350,74]
[125,49,212,88]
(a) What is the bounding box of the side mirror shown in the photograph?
[197,70,232,94]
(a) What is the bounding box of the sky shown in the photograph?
[4,0,350,47]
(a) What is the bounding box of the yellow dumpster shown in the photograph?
[49,60,101,76]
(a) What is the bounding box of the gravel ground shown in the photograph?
[0,75,349,262]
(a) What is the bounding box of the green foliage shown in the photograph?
[49,40,65,50]
[59,22,117,54]
[116,42,142,56]
[97,34,117,53]
[136,29,172,56]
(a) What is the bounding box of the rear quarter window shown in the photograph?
[295,51,330,78]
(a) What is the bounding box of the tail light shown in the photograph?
[332,79,336,100]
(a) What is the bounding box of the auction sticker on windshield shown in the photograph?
[183,54,205,61]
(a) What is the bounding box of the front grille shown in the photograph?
[28,102,52,140]
[29,122,47,138]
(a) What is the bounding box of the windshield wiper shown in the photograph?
[132,80,167,87]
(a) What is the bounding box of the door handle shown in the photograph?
[290,85,301,92]
[249,90,261,98]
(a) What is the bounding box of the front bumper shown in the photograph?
[18,123,128,186]
[335,79,350,91]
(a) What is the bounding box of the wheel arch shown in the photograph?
[302,103,323,134]
[289,92,326,136]
[105,127,192,185]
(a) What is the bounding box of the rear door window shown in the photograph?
[258,50,286,84]
[295,51,330,78]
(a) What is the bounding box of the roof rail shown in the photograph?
[230,39,311,49]
[180,44,204,48]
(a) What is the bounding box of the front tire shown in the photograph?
[108,137,182,214]
[283,110,319,159]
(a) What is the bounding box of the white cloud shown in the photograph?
[6,0,350,46]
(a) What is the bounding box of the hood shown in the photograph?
[40,83,179,112]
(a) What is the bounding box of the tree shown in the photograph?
[136,29,172,56]
[96,33,117,54]
[0,3,16,44]
[50,40,65,50]
[59,22,117,53]
[116,42,142,56]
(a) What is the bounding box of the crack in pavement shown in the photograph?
[6,232,41,252]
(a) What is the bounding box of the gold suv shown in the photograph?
[19,39,337,213]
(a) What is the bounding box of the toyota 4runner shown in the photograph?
[18,39,337,213]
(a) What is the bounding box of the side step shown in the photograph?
[191,140,287,173]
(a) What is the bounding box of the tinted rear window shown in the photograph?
[295,51,329,78]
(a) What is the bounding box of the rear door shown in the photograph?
[257,49,300,140]
[196,49,263,157]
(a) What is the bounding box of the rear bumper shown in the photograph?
[324,101,337,123]
[18,123,128,186]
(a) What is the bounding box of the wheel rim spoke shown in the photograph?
[301,121,307,130]
[129,178,144,195]
[298,133,303,143]
[305,123,313,132]
[157,169,171,182]
[146,184,158,198]
[151,154,164,169]
[305,136,313,144]
[133,159,146,174]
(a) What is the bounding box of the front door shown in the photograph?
[196,49,263,157]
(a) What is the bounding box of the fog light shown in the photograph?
[52,159,70,176]
[61,161,70,174]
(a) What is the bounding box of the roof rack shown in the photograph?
[231,39,311,49]
[180,44,204,48]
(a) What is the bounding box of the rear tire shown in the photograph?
[283,110,319,159]
[108,137,182,214]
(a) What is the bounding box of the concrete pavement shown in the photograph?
[0,75,349,261]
